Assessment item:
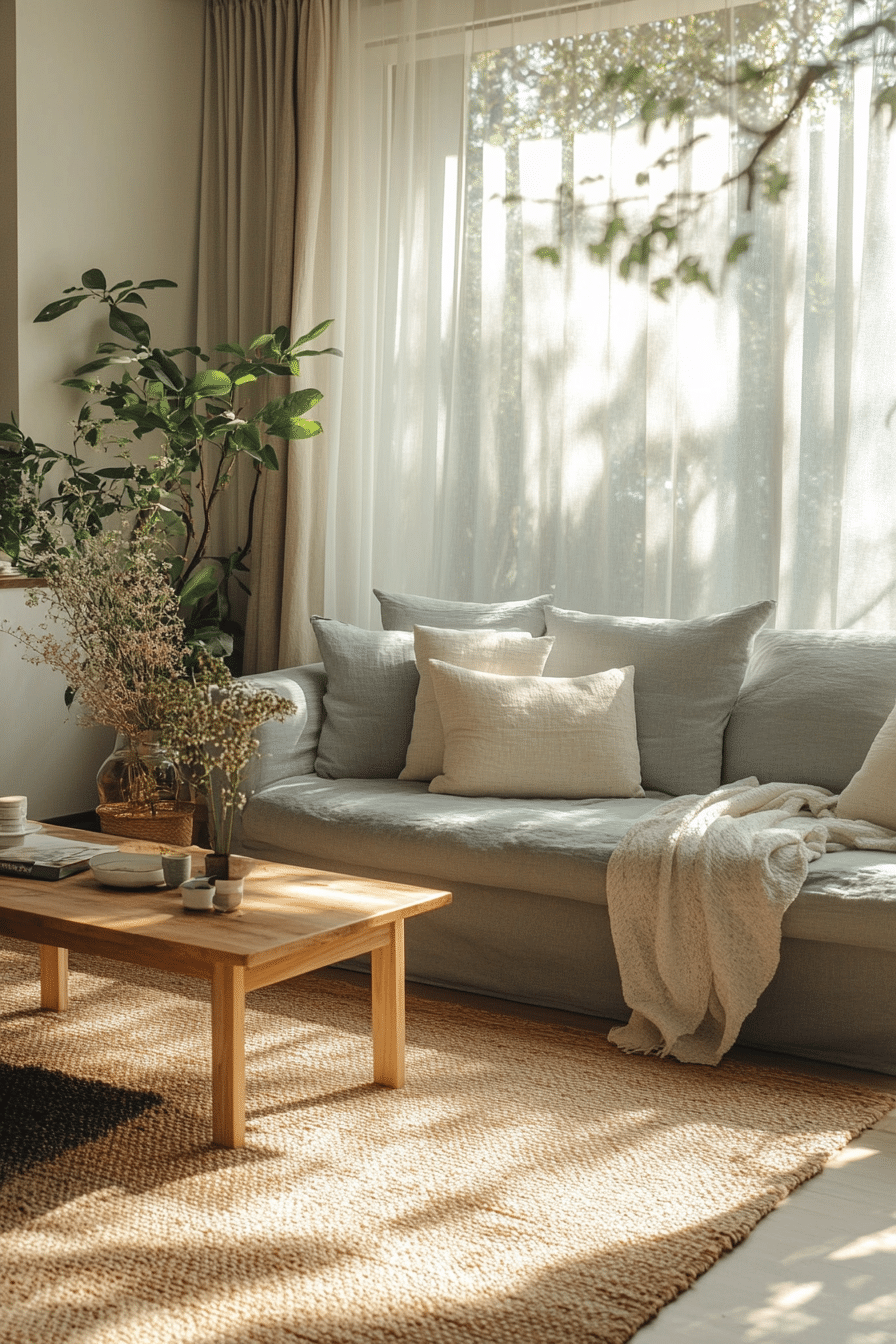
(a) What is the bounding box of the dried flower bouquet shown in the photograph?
[152,656,293,867]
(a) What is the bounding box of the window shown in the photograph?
[326,0,896,629]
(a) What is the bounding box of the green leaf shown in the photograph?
[651,277,673,301]
[677,257,714,293]
[119,291,148,307]
[72,356,115,376]
[34,295,90,323]
[762,163,789,203]
[64,686,77,709]
[293,318,334,345]
[214,342,246,356]
[81,268,107,290]
[185,368,233,400]
[178,562,221,609]
[146,348,186,390]
[726,233,752,264]
[137,278,177,289]
[875,85,896,128]
[266,417,322,441]
[258,443,280,471]
[258,388,323,428]
[108,304,151,347]
[533,246,562,265]
[230,423,263,455]
[248,333,275,352]
[61,378,96,392]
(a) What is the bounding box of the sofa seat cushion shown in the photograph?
[240,778,665,905]
[239,778,896,953]
[782,849,896,952]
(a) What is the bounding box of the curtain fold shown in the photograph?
[198,0,332,672]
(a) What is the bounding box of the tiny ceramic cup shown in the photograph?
[181,877,215,911]
[162,853,192,889]
[213,878,244,913]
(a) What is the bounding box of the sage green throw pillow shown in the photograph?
[311,617,417,779]
[375,588,551,634]
[724,629,896,793]
[544,600,776,796]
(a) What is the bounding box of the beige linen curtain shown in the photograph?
[198,0,333,672]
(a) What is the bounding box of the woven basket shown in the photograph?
[96,803,195,847]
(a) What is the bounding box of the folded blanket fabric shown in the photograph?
[606,778,896,1065]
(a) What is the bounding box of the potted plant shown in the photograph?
[0,525,195,843]
[0,269,340,666]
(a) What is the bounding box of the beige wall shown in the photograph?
[0,0,18,423]
[1,0,205,819]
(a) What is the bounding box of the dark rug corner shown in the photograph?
[0,1061,163,1184]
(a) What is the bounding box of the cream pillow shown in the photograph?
[400,626,555,781]
[427,660,644,799]
[835,701,896,829]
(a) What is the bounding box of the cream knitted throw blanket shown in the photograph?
[606,778,896,1066]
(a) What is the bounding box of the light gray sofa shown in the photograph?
[233,596,896,1077]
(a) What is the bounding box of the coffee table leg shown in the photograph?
[40,945,68,1011]
[371,919,405,1088]
[211,964,246,1148]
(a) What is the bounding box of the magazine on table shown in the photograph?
[0,835,119,881]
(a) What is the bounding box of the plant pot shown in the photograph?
[96,732,193,843]
[204,853,231,881]
[213,878,244,913]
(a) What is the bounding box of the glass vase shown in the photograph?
[96,732,186,811]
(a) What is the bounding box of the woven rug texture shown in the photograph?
[0,935,892,1344]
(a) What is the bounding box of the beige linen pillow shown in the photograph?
[400,626,555,781]
[835,701,896,829]
[427,660,644,799]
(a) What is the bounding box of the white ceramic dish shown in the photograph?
[0,821,42,838]
[89,852,165,889]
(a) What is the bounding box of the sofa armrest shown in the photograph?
[239,662,326,795]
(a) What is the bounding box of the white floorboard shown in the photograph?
[635,1115,896,1343]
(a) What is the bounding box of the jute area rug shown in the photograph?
[0,936,892,1344]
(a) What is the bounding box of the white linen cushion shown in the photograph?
[400,626,555,782]
[427,660,644,799]
[835,700,896,830]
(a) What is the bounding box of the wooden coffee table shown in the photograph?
[0,826,451,1147]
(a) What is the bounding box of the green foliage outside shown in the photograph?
[467,0,896,292]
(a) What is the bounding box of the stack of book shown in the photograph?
[0,835,119,881]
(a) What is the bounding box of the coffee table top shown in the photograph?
[0,825,451,975]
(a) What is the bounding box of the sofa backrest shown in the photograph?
[722,629,896,793]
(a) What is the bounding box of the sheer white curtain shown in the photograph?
[321,0,896,631]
